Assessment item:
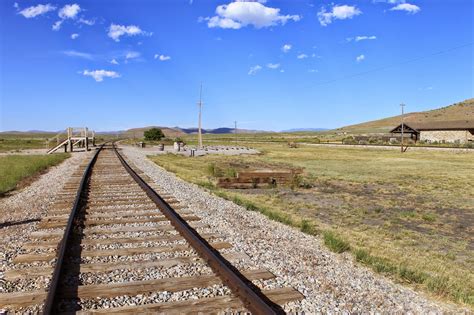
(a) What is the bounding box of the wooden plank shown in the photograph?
[86,209,193,219]
[23,232,216,249]
[0,289,46,309]
[5,251,248,281]
[59,269,274,299]
[37,215,201,229]
[13,242,232,263]
[78,287,304,314]
[29,221,209,239]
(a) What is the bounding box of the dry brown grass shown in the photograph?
[149,143,474,307]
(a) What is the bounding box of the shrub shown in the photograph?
[144,128,165,141]
[342,136,357,145]
[323,230,350,253]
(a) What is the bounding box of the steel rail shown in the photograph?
[113,144,284,314]
[42,144,105,314]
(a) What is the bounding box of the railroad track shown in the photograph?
[0,144,303,314]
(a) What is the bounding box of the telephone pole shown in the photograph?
[234,121,238,141]
[400,103,405,153]
[197,83,203,149]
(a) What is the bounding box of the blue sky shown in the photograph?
[0,0,472,132]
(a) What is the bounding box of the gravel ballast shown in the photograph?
[121,146,464,313]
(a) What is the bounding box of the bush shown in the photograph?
[144,128,165,141]
[342,136,357,145]
[323,230,350,253]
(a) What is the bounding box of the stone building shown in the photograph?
[390,120,474,144]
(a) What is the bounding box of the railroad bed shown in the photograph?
[0,144,303,314]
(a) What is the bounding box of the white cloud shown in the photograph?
[71,33,79,39]
[266,63,280,69]
[52,20,63,31]
[82,70,120,82]
[297,53,308,59]
[390,3,420,14]
[63,50,93,59]
[108,24,151,42]
[110,59,119,65]
[125,51,141,59]
[280,69,285,73]
[282,44,292,53]
[207,16,242,29]
[18,4,56,18]
[154,54,171,61]
[13,2,19,10]
[248,65,262,75]
[356,54,365,62]
[206,1,300,29]
[318,5,362,26]
[78,17,95,25]
[373,0,405,3]
[308,69,318,73]
[348,35,377,42]
[58,4,81,19]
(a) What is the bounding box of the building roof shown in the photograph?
[390,120,474,133]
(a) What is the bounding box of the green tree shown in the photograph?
[144,128,164,141]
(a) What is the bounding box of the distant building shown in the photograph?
[390,120,474,144]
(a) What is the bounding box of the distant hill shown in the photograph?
[282,128,329,133]
[122,126,266,138]
[0,126,266,137]
[123,126,185,138]
[179,127,265,134]
[335,98,474,134]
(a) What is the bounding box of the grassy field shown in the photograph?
[0,138,48,152]
[0,154,70,195]
[149,142,474,307]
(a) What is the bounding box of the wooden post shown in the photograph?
[85,127,89,151]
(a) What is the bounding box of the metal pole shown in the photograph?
[197,83,203,149]
[400,103,405,153]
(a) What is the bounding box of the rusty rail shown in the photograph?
[112,144,284,314]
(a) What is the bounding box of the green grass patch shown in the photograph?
[422,213,437,222]
[0,154,70,195]
[300,219,318,235]
[323,230,350,253]
[354,248,473,305]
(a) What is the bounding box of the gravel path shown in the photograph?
[0,152,87,293]
[121,146,464,313]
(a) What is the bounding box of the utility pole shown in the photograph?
[197,83,203,149]
[234,121,238,142]
[400,103,405,153]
